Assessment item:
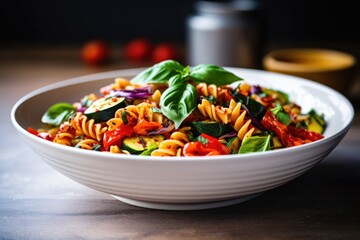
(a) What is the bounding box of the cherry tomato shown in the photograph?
[199,133,231,155]
[151,43,178,63]
[183,134,231,156]
[183,142,220,156]
[124,38,152,62]
[81,40,110,65]
[28,127,54,141]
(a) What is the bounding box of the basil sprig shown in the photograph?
[239,135,271,153]
[160,80,197,129]
[189,64,242,85]
[41,102,75,126]
[131,60,242,128]
[131,60,184,84]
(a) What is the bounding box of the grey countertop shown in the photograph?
[1,47,360,240]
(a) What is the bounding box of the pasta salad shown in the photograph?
[28,60,326,156]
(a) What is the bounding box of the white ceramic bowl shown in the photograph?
[11,68,354,210]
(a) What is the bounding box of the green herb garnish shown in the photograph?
[271,104,291,126]
[239,135,271,153]
[41,102,75,126]
[131,60,242,128]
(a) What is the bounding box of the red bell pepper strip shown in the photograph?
[261,110,304,147]
[28,127,39,136]
[288,125,324,141]
[103,124,134,150]
[133,119,161,135]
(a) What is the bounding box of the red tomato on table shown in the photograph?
[81,40,110,65]
[151,43,178,63]
[124,38,152,62]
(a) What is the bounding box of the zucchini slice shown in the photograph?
[226,137,241,153]
[84,96,126,123]
[191,121,233,137]
[122,135,164,155]
[307,109,326,134]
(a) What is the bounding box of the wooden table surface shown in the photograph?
[1,46,360,240]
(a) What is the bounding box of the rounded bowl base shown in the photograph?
[111,193,261,211]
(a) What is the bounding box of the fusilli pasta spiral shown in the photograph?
[196,83,219,98]
[148,89,162,105]
[107,102,165,131]
[75,139,100,150]
[151,127,191,156]
[71,112,107,141]
[198,99,254,140]
[53,122,75,146]
[109,145,131,154]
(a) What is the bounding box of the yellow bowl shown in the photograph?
[263,48,356,95]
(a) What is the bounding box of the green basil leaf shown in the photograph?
[189,64,242,86]
[271,104,291,126]
[160,82,197,129]
[41,102,75,126]
[239,135,271,153]
[168,74,185,86]
[131,60,184,84]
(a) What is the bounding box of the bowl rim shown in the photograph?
[11,67,355,163]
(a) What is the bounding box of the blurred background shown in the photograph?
[1,0,359,101]
[2,0,360,47]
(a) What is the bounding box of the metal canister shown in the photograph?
[187,0,264,68]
